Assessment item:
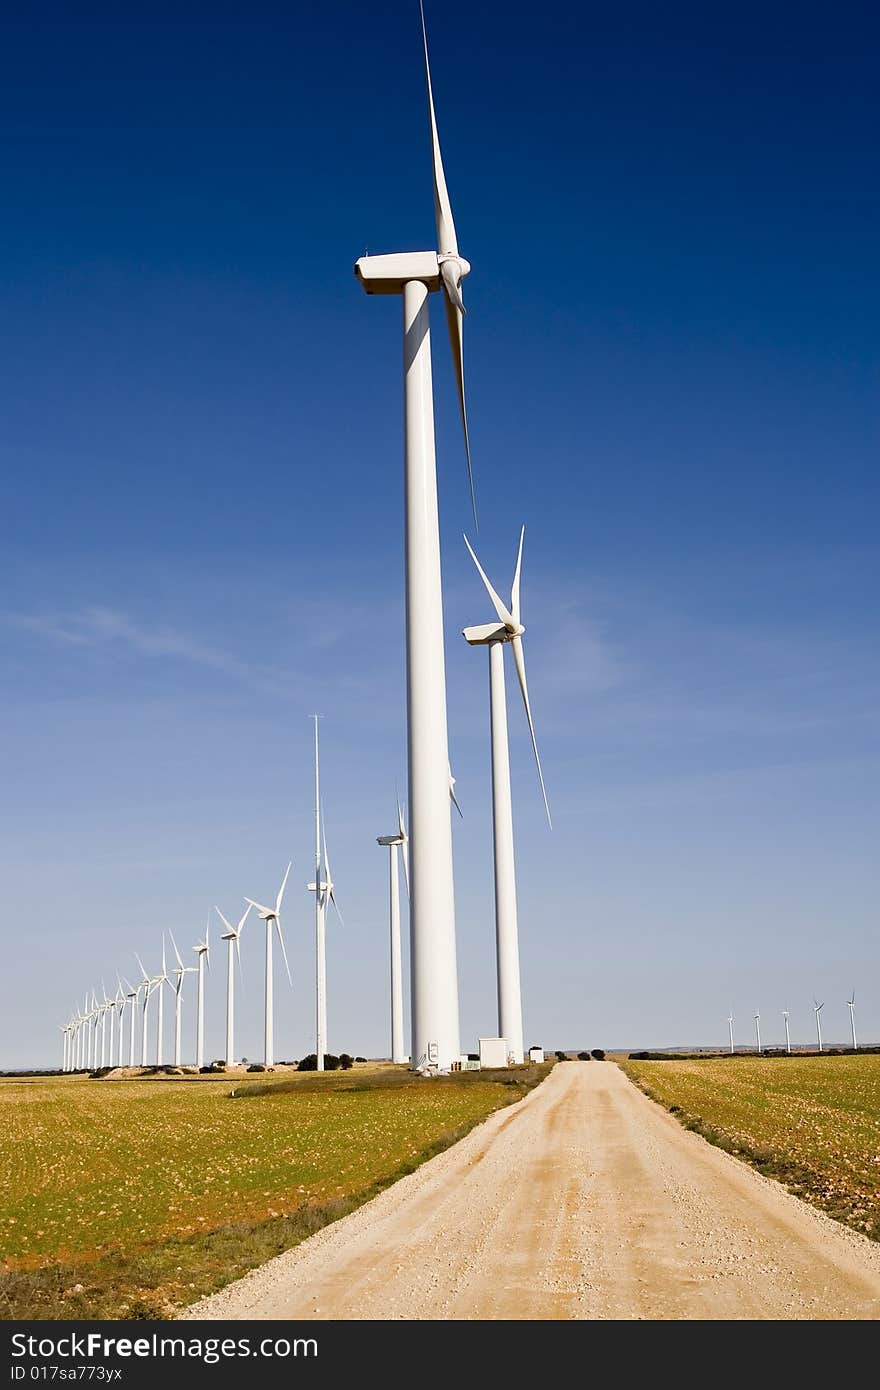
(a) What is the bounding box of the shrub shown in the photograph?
[339,1054,354,1070]
[355,1056,367,1063]
[246,1063,266,1073]
[577,1051,591,1061]
[554,1050,570,1061]
[590,1049,606,1061]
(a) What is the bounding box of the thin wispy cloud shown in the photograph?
[7,607,247,677]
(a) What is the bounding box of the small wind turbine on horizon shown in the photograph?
[462,526,551,1065]
[192,921,211,1070]
[754,1011,762,1054]
[783,1008,791,1054]
[354,1,475,1071]
[307,720,343,1073]
[246,865,292,1069]
[847,990,858,1051]
[727,1010,735,1055]
[813,997,824,1053]
[215,905,251,1066]
[153,937,171,1067]
[378,799,410,1065]
[134,956,154,1067]
[168,932,196,1067]
[122,976,138,1066]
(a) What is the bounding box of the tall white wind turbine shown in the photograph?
[114,979,126,1067]
[727,1010,735,1055]
[754,1011,762,1054]
[354,3,475,1071]
[135,955,154,1066]
[167,933,196,1067]
[192,921,211,1070]
[462,527,551,1065]
[813,998,824,1053]
[783,1008,791,1054]
[847,990,857,1051]
[378,799,410,1065]
[215,905,251,1065]
[246,866,292,1069]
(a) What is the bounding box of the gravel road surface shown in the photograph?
[182,1061,880,1320]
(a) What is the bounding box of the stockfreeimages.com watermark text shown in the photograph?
[11,1333,316,1368]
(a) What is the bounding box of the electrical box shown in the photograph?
[478,1037,509,1069]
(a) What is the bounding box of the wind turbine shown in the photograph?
[100,980,113,1068]
[90,990,100,1070]
[153,936,171,1066]
[122,975,138,1066]
[378,799,409,1065]
[307,720,343,1072]
[783,1008,791,1054]
[813,998,824,1053]
[727,1010,735,1055]
[462,527,551,1065]
[135,954,154,1066]
[754,1011,762,1054]
[167,932,196,1066]
[246,865,292,1068]
[192,921,211,1070]
[354,2,473,1071]
[847,990,857,1051]
[215,905,250,1065]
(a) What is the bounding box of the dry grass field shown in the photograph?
[0,1064,550,1319]
[621,1054,880,1240]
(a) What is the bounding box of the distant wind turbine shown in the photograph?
[215,905,251,1065]
[192,921,211,1070]
[462,526,551,1065]
[246,865,292,1069]
[727,1010,735,1055]
[122,976,138,1066]
[168,932,196,1067]
[153,936,170,1067]
[783,1008,791,1054]
[754,1012,762,1054]
[813,998,824,1053]
[307,721,343,1072]
[134,956,155,1066]
[378,799,410,1064]
[847,990,857,1051]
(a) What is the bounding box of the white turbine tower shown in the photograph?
[245,866,292,1069]
[122,976,138,1066]
[847,990,857,1051]
[135,955,154,1066]
[727,1010,735,1055]
[215,905,250,1066]
[192,921,211,1070]
[101,981,115,1068]
[354,3,474,1071]
[377,800,410,1065]
[90,990,100,1070]
[754,1011,762,1054]
[783,1008,791,1054]
[114,979,126,1067]
[153,936,170,1067]
[168,932,196,1067]
[462,527,551,1065]
[813,998,824,1053]
[307,720,343,1072]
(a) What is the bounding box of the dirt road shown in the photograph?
[183,1062,880,1320]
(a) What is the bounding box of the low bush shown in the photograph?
[355,1056,367,1063]
[577,1051,591,1061]
[590,1049,606,1061]
[554,1050,570,1061]
[246,1063,266,1073]
[339,1054,354,1070]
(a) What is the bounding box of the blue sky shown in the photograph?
[2,1,878,1067]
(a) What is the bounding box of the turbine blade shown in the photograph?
[420,0,457,257]
[276,861,292,915]
[245,898,272,916]
[236,930,242,978]
[237,902,252,934]
[449,763,463,818]
[135,953,148,983]
[510,525,525,627]
[275,920,292,987]
[446,295,477,528]
[169,930,184,971]
[214,906,234,933]
[511,635,552,828]
[329,887,344,928]
[401,836,410,899]
[463,534,514,628]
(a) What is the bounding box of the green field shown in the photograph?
[621,1054,880,1239]
[1,1065,550,1319]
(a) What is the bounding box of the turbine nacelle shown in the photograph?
[462,621,523,646]
[354,250,470,296]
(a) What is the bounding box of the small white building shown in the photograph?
[528,1047,544,1064]
[478,1037,510,1069]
